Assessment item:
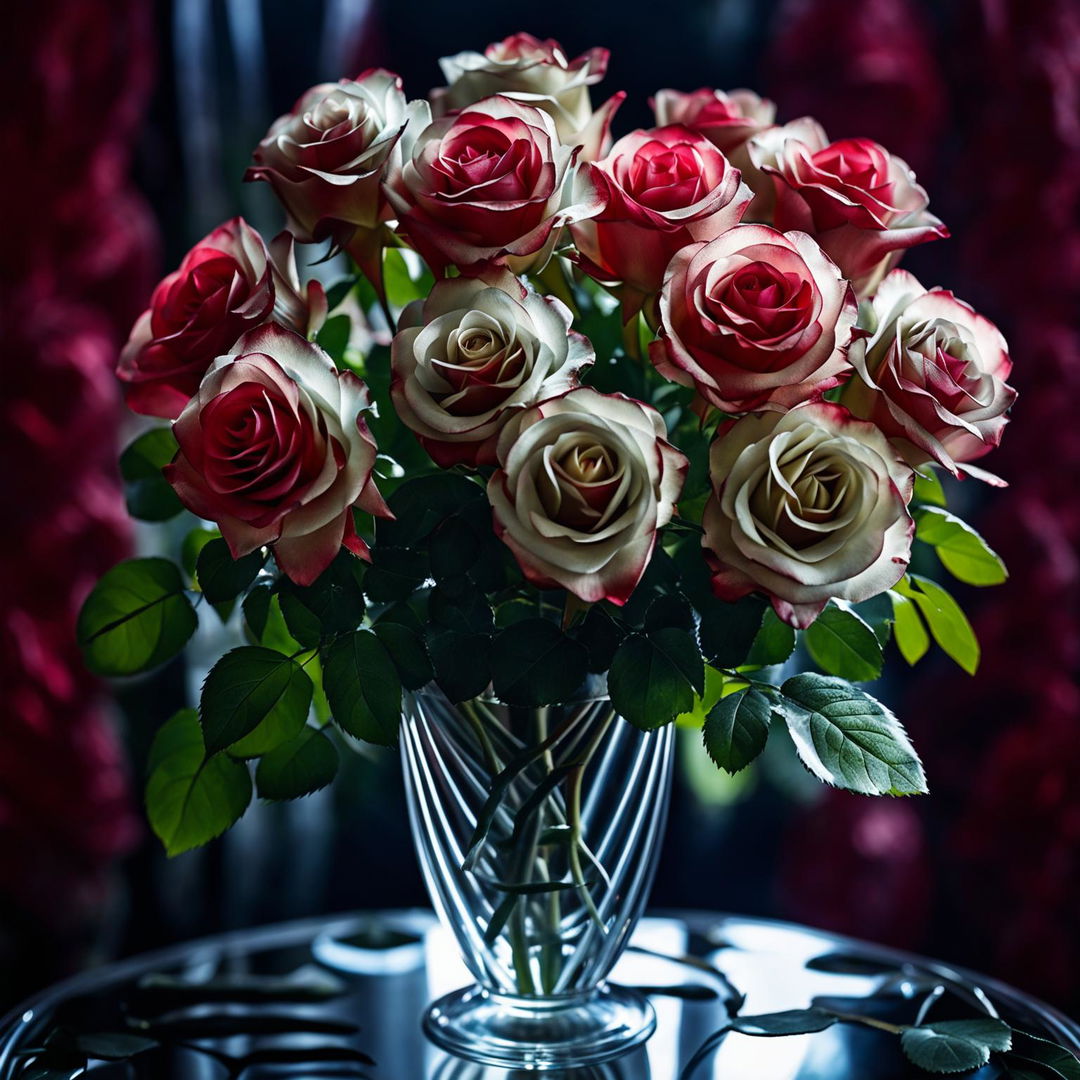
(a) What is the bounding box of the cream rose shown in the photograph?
[843,270,1015,479]
[432,33,623,160]
[488,388,688,605]
[702,401,914,627]
[391,272,593,467]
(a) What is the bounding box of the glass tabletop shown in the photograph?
[1,909,1076,1078]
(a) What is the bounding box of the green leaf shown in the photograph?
[914,466,948,507]
[146,710,252,855]
[181,527,219,578]
[384,246,435,309]
[278,551,366,634]
[316,313,351,360]
[901,1018,1012,1074]
[243,584,274,641]
[915,506,1007,586]
[608,629,699,730]
[119,428,183,521]
[195,537,265,604]
[278,589,323,648]
[897,575,980,674]
[323,631,402,746]
[854,593,895,648]
[77,1033,158,1060]
[324,277,356,311]
[428,514,482,584]
[778,673,927,795]
[698,594,769,668]
[255,727,339,800]
[491,619,589,707]
[732,1008,838,1036]
[703,687,771,774]
[363,546,428,602]
[1009,1031,1080,1080]
[889,589,931,665]
[576,606,625,672]
[377,473,485,548]
[645,594,696,634]
[372,617,433,690]
[77,558,198,677]
[200,646,314,756]
[427,629,491,702]
[803,602,884,682]
[746,606,797,667]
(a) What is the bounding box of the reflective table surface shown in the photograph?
[1,910,1076,1078]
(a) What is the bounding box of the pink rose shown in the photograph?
[487,388,687,605]
[651,224,857,413]
[432,33,623,161]
[702,401,914,628]
[748,118,947,296]
[386,95,603,276]
[570,126,752,315]
[164,324,388,586]
[650,88,775,167]
[116,218,325,419]
[246,69,428,284]
[390,271,593,467]
[843,270,1016,479]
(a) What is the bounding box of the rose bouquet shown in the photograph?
[77,32,1014,1066]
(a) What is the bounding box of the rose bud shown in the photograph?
[702,401,915,628]
[487,387,688,605]
[570,126,752,318]
[747,118,947,296]
[843,269,1015,480]
[385,95,603,277]
[432,33,624,161]
[391,271,593,467]
[164,324,389,586]
[650,87,775,168]
[246,69,429,289]
[651,224,857,413]
[117,218,325,419]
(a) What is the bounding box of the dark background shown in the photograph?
[1,0,1077,1021]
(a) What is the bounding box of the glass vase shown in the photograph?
[400,678,675,1069]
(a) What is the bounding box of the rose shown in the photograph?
[748,118,947,295]
[116,218,326,419]
[650,88,775,166]
[570,126,752,314]
[432,33,624,161]
[651,224,857,413]
[702,401,914,627]
[164,324,388,585]
[843,270,1016,478]
[487,388,687,605]
[246,69,428,283]
[391,271,593,467]
[385,95,603,276]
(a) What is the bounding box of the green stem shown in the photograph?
[567,712,614,933]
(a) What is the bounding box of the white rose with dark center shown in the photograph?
[391,273,593,467]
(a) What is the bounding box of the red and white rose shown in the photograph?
[391,272,593,468]
[164,324,388,586]
[432,33,623,161]
[650,87,775,168]
[748,118,947,296]
[386,95,603,276]
[488,388,687,605]
[651,224,857,413]
[117,218,325,419]
[702,401,914,628]
[570,125,752,315]
[843,270,1016,479]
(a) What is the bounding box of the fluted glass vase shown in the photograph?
[401,678,675,1069]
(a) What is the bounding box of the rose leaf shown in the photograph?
[323,630,402,746]
[703,686,771,773]
[803,601,884,682]
[491,618,589,707]
[119,427,183,522]
[255,726,339,800]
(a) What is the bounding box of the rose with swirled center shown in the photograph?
[164,324,389,585]
[570,125,752,314]
[116,218,326,419]
[391,272,593,467]
[487,388,687,605]
[702,401,914,627]
[747,118,947,296]
[432,33,623,161]
[843,270,1015,480]
[385,95,603,276]
[650,88,775,167]
[651,224,857,413]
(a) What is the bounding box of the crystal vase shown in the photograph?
[400,678,675,1069]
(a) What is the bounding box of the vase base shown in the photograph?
[423,983,656,1070]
